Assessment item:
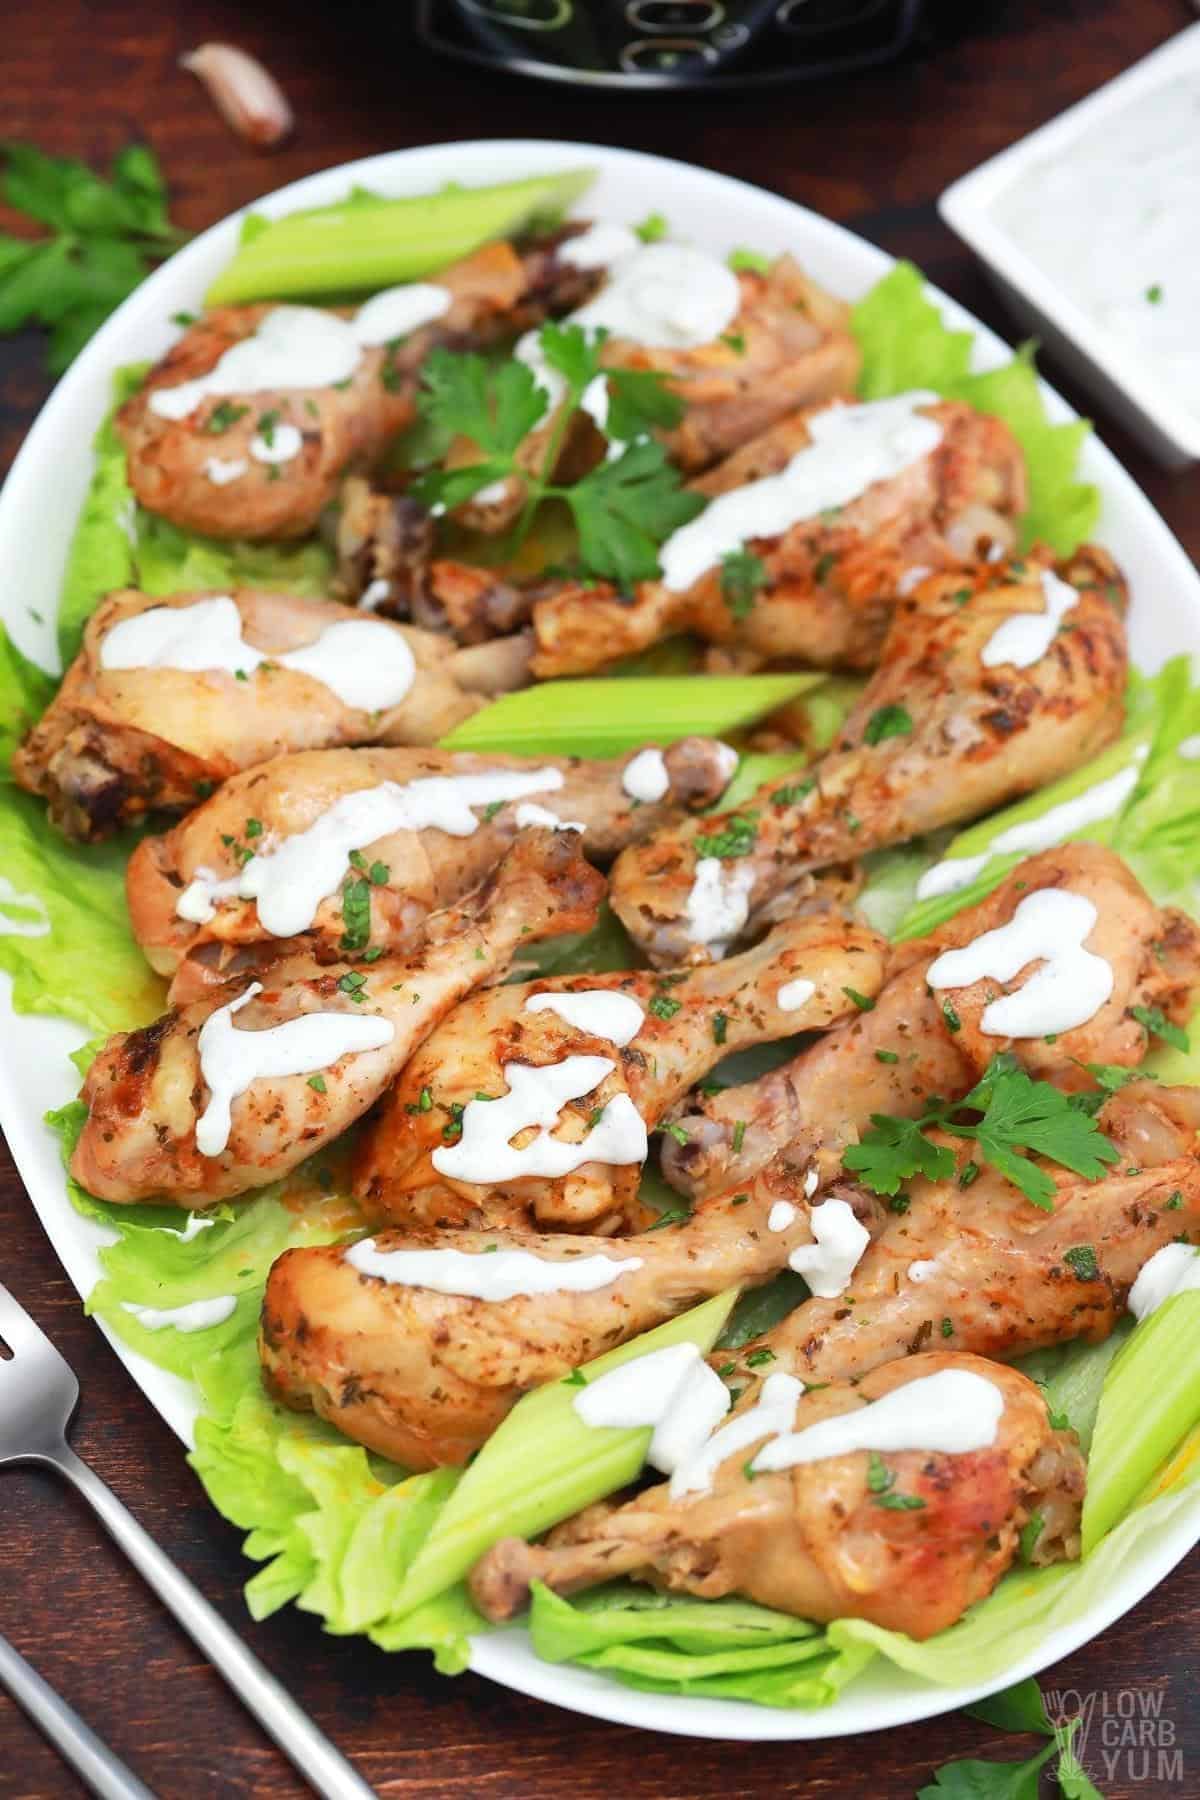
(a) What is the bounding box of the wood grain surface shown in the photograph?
[2,2,1198,1794]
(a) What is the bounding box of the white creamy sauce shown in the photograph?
[572,1342,732,1481]
[431,1055,648,1183]
[195,982,394,1157]
[471,477,513,508]
[558,223,642,271]
[768,1201,797,1233]
[980,569,1079,670]
[908,1259,938,1284]
[149,286,450,421]
[0,875,50,939]
[897,563,932,595]
[121,1294,236,1332]
[249,422,303,465]
[659,392,942,593]
[176,767,564,935]
[684,856,756,954]
[345,1237,641,1301]
[1128,1242,1200,1322]
[160,1212,216,1242]
[1179,734,1200,760]
[990,76,1200,423]
[204,454,247,486]
[100,597,417,713]
[786,1198,870,1299]
[914,755,1145,901]
[777,977,816,1013]
[927,887,1113,1037]
[513,801,584,832]
[670,1371,805,1498]
[358,578,392,612]
[804,1166,820,1199]
[622,748,670,805]
[752,1367,1005,1474]
[524,988,645,1047]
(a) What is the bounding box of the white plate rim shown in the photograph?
[1,136,1198,1744]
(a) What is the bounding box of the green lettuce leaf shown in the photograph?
[853,262,1099,554]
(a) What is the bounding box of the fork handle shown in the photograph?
[51,1444,377,1800]
[0,1629,157,1800]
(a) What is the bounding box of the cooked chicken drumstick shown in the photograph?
[13,589,505,841]
[71,830,603,1207]
[125,737,738,1003]
[354,908,885,1235]
[260,1169,885,1470]
[724,1080,1200,1392]
[116,236,601,542]
[610,547,1128,965]
[663,844,1200,1201]
[469,1352,1084,1639]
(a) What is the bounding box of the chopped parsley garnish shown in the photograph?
[340,874,372,954]
[842,987,876,1012]
[1130,1004,1190,1053]
[721,331,746,355]
[256,408,280,447]
[772,778,815,808]
[941,998,962,1034]
[863,703,913,746]
[814,551,835,584]
[244,817,263,838]
[693,812,758,860]
[732,1121,747,1154]
[873,1490,926,1512]
[306,1074,327,1093]
[661,1121,690,1146]
[634,211,668,243]
[1146,283,1163,304]
[745,1347,775,1367]
[337,970,367,1001]
[1063,1244,1100,1282]
[1018,1509,1044,1564]
[719,547,766,619]
[940,1317,954,1338]
[203,400,249,435]
[875,1049,899,1065]
[649,993,683,1021]
[481,800,505,823]
[843,1052,1119,1210]
[712,1011,729,1046]
[562,1368,587,1387]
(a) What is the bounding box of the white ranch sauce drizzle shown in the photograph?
[514,801,584,832]
[908,1259,938,1284]
[980,569,1079,670]
[926,887,1113,1037]
[786,1198,870,1299]
[622,748,670,804]
[249,422,303,465]
[204,455,247,486]
[572,1341,731,1481]
[768,1201,797,1233]
[804,1166,820,1199]
[671,1371,805,1498]
[121,1295,236,1332]
[345,1238,642,1301]
[659,392,942,593]
[100,597,417,713]
[195,981,394,1156]
[175,767,565,935]
[777,977,815,1012]
[752,1367,1005,1473]
[684,857,756,954]
[160,1212,216,1242]
[1128,1243,1200,1322]
[524,989,645,1047]
[148,286,451,420]
[431,1055,648,1183]
[915,754,1146,901]
[559,223,642,271]
[358,579,392,612]
[0,875,50,939]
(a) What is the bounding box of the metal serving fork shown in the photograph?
[0,1280,377,1800]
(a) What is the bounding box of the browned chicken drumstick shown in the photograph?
[662,843,1200,1201]
[72,830,603,1207]
[610,546,1128,965]
[13,589,508,841]
[125,737,739,1003]
[116,233,603,542]
[354,908,885,1235]
[469,1352,1085,1639]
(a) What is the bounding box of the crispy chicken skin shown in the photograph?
[445,256,861,539]
[524,398,1027,677]
[354,910,885,1235]
[610,547,1128,965]
[117,237,601,542]
[259,1173,886,1470]
[126,737,738,1002]
[663,844,1200,1200]
[725,1081,1200,1392]
[72,831,603,1207]
[468,1353,1085,1637]
[12,589,502,841]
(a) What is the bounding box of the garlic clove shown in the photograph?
[181,43,294,150]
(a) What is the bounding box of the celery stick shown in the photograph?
[439,673,824,759]
[1081,1291,1200,1555]
[206,169,596,305]
[389,1290,738,1618]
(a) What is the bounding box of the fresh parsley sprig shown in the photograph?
[1,142,185,374]
[413,323,705,587]
[844,1053,1120,1211]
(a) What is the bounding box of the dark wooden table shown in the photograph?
[3,2,1199,1794]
